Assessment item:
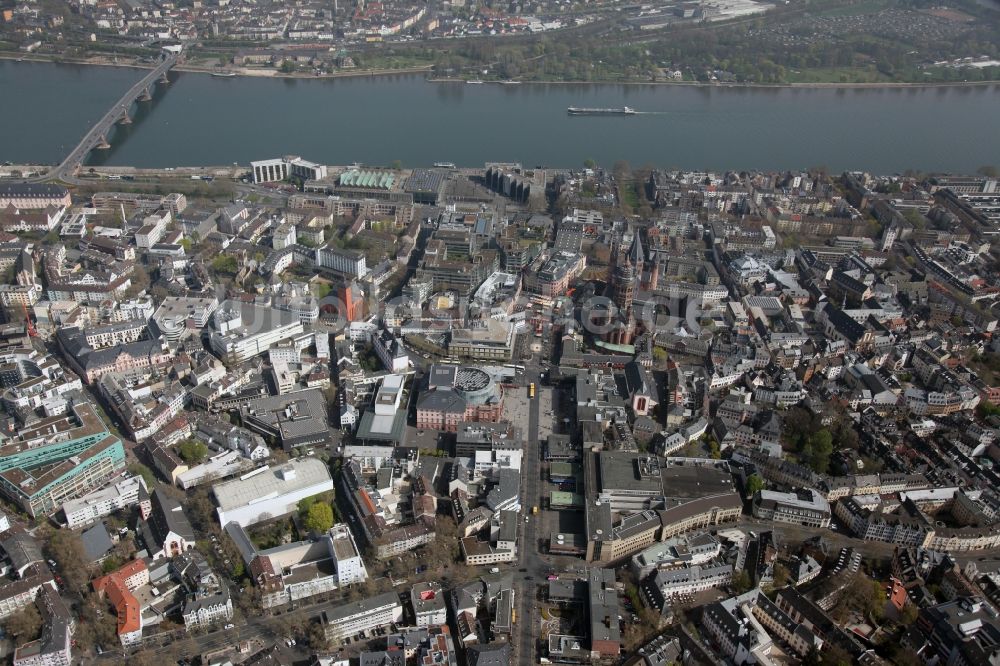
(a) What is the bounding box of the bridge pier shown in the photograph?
[158,72,170,85]
[95,135,111,150]
[118,112,132,125]
[139,87,152,102]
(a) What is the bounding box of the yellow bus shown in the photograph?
[528,383,536,398]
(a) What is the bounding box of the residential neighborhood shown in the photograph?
[0,161,999,666]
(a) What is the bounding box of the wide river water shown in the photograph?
[3,60,999,172]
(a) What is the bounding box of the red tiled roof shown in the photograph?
[92,559,147,637]
[105,577,141,635]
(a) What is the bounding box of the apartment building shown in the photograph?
[411,582,447,627]
[0,569,55,621]
[588,568,621,658]
[372,326,410,372]
[61,475,149,529]
[0,404,126,518]
[529,251,586,297]
[322,592,403,643]
[751,489,832,528]
[329,523,368,587]
[11,586,72,666]
[92,560,149,647]
[181,588,233,630]
[318,245,368,278]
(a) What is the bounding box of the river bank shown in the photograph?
[0,52,434,80]
[174,64,435,80]
[426,76,1000,90]
[3,53,999,89]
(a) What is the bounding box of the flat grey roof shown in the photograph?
[153,295,218,318]
[356,409,406,443]
[323,591,401,624]
[597,452,665,495]
[241,389,328,440]
[588,567,620,645]
[213,458,332,511]
[661,462,734,500]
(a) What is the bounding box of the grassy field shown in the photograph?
[621,182,641,211]
[362,53,436,70]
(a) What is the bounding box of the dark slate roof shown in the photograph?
[84,337,163,371]
[416,387,467,414]
[625,360,660,404]
[148,488,195,544]
[0,183,68,198]
[826,306,868,343]
[0,531,43,573]
[628,230,644,265]
[359,650,406,666]
[81,523,115,562]
[466,642,511,666]
[224,521,259,566]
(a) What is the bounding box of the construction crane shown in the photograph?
[21,301,37,338]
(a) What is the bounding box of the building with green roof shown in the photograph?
[550,491,584,509]
[550,462,581,483]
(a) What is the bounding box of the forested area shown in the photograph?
[400,0,1000,84]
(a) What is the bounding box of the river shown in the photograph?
[2,60,999,173]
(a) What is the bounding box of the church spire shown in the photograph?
[627,229,644,268]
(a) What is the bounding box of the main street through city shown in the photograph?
[514,360,545,663]
[91,586,335,664]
